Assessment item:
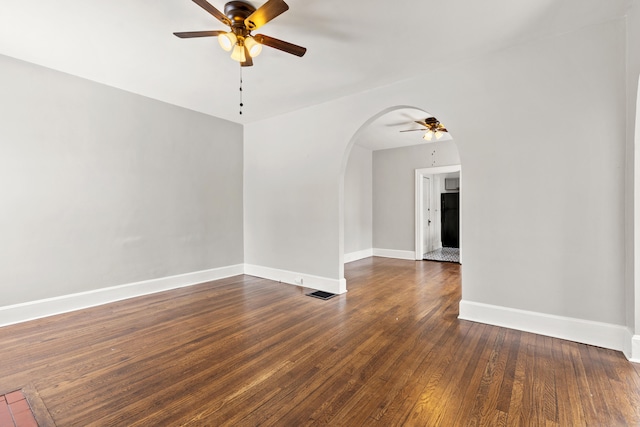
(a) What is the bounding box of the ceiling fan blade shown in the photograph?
[241,46,254,67]
[400,129,427,132]
[254,34,306,57]
[192,0,231,26]
[414,121,429,127]
[173,30,225,38]
[245,0,289,31]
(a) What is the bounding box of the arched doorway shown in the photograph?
[340,105,461,286]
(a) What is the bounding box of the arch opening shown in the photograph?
[339,105,461,288]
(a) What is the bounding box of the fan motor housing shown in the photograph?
[224,1,256,24]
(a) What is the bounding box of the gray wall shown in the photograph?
[245,18,628,327]
[0,54,244,306]
[344,144,372,255]
[373,142,459,251]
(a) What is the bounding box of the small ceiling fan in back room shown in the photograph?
[174,0,307,66]
[400,117,449,141]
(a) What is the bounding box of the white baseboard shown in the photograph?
[0,264,244,328]
[244,264,347,295]
[372,248,416,260]
[344,248,373,263]
[0,263,347,329]
[459,300,629,353]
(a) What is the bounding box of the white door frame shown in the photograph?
[422,176,433,253]
[415,165,462,261]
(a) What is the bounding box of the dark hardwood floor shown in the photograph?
[1,257,639,426]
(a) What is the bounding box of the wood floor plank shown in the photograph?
[541,335,559,425]
[464,328,509,426]
[505,331,527,425]
[495,328,521,413]
[0,257,639,426]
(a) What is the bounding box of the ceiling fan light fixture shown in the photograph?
[218,32,237,51]
[423,131,434,141]
[175,0,307,69]
[231,43,247,62]
[435,130,444,139]
[244,36,262,57]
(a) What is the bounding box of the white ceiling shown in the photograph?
[0,0,630,125]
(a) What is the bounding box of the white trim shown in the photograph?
[372,248,416,260]
[0,264,245,328]
[623,328,633,360]
[0,263,350,328]
[244,264,347,294]
[634,75,640,366]
[459,300,629,353]
[344,248,373,263]
[631,334,640,363]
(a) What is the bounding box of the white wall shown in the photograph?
[344,144,372,257]
[0,54,244,307]
[373,143,459,252]
[244,18,628,338]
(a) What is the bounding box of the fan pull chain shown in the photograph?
[239,66,243,115]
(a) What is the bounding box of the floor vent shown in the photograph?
[306,290,337,300]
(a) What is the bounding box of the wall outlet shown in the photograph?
[294,277,304,285]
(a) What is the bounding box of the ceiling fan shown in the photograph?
[174,0,307,67]
[400,117,449,141]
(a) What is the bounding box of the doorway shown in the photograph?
[415,165,461,264]
[425,189,460,263]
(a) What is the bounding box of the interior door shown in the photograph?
[441,192,460,248]
[422,176,431,252]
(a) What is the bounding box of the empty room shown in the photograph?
[1,0,640,425]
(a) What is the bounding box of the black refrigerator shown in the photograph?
[441,193,460,248]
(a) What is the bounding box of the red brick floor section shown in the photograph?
[0,390,38,427]
[0,396,14,427]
